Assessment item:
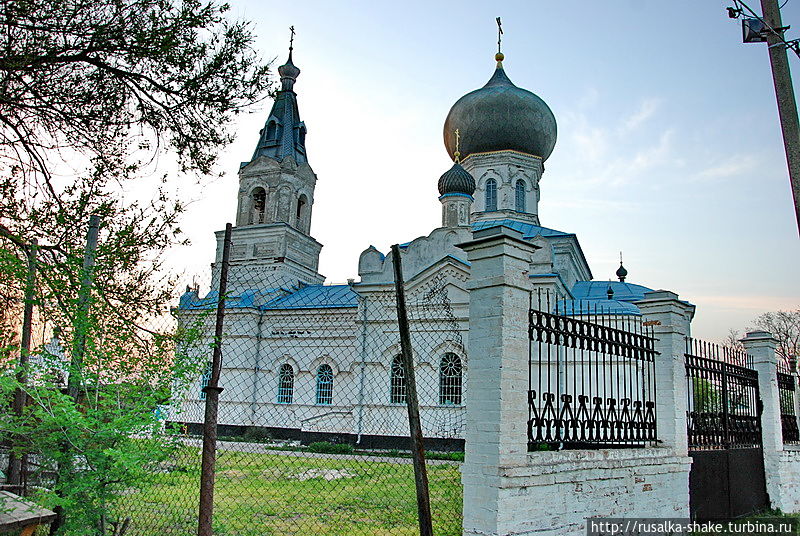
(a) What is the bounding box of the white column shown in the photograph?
[741,330,785,509]
[457,225,538,536]
[636,290,694,455]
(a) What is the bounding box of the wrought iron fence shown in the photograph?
[685,339,762,450]
[527,290,658,450]
[777,358,800,444]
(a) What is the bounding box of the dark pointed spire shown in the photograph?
[248,26,307,165]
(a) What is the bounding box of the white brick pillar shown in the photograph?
[457,225,538,536]
[635,290,694,455]
[741,330,785,509]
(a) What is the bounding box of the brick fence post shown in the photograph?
[636,290,694,456]
[741,330,785,510]
[457,225,538,536]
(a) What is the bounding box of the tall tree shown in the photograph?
[0,2,271,532]
[0,0,271,345]
[751,309,800,364]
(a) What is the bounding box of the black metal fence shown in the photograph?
[777,358,800,444]
[685,339,762,450]
[527,291,658,450]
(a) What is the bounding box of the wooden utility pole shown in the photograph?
[68,214,101,401]
[7,239,37,491]
[390,244,433,536]
[198,223,232,536]
[760,0,800,235]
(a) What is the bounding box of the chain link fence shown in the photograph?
[109,252,465,534]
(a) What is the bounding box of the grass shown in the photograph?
[115,446,462,536]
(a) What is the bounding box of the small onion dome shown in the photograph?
[278,51,301,91]
[616,263,628,282]
[438,162,476,196]
[443,58,557,162]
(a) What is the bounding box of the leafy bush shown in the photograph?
[307,442,354,455]
[242,427,272,443]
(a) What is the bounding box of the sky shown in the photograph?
[162,0,800,342]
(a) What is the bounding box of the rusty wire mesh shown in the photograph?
[111,258,466,535]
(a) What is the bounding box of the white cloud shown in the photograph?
[694,156,758,181]
[620,98,661,133]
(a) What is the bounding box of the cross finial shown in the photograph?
[620,251,623,264]
[289,25,295,51]
[454,128,461,163]
[496,17,503,54]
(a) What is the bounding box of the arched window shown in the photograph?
[485,179,497,211]
[250,187,267,224]
[299,125,307,147]
[277,364,294,404]
[390,355,406,404]
[439,353,463,406]
[515,179,526,212]
[296,194,307,229]
[316,364,333,405]
[199,361,212,400]
[266,121,277,140]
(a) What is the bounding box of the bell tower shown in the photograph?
[215,29,324,289]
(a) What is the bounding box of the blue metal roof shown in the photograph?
[471,219,571,239]
[263,284,358,310]
[555,298,641,316]
[179,288,289,310]
[179,284,358,311]
[571,281,654,303]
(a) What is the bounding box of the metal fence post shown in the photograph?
[390,244,433,536]
[198,223,232,536]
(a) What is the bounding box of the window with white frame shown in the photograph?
[515,179,526,212]
[277,364,294,404]
[439,353,463,405]
[390,355,406,404]
[485,178,497,211]
[316,364,334,405]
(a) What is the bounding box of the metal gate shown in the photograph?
[685,339,768,520]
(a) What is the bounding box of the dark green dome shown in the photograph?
[443,61,557,162]
[438,162,475,196]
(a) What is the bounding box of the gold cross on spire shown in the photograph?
[454,128,461,163]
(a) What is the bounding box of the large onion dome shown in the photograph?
[438,162,476,196]
[443,54,557,162]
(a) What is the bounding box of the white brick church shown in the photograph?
[173,45,676,449]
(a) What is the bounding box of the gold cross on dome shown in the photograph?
[454,129,461,162]
[289,25,295,50]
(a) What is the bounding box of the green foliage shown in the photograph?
[692,377,722,413]
[0,308,208,535]
[241,426,272,443]
[307,442,354,455]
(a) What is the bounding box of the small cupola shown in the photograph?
[438,162,476,197]
[616,252,628,282]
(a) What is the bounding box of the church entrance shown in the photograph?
[685,339,769,520]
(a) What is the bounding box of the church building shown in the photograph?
[174,43,684,448]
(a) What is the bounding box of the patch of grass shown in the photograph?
[115,446,462,536]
